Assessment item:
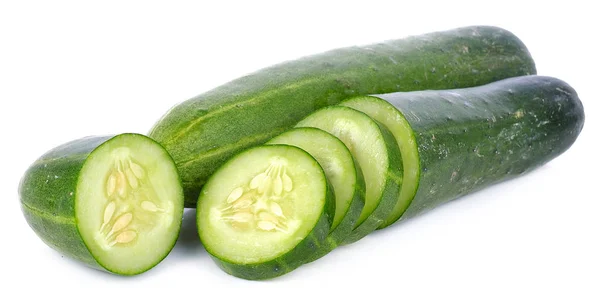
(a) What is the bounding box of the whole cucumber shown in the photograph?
[150,26,536,207]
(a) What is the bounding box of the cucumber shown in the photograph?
[149,25,536,207]
[343,75,584,226]
[296,106,402,244]
[197,145,333,280]
[19,134,184,275]
[267,128,365,259]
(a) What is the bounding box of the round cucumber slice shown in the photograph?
[19,134,184,275]
[267,128,365,259]
[197,145,333,280]
[342,97,419,228]
[296,106,402,244]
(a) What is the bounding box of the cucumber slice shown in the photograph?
[296,106,402,243]
[267,128,365,259]
[19,134,184,275]
[197,145,333,280]
[341,98,419,228]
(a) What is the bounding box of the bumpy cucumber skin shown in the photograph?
[19,136,110,269]
[376,75,584,223]
[267,128,366,261]
[149,26,537,207]
[198,145,335,280]
[19,134,184,275]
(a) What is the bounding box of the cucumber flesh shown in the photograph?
[296,106,402,243]
[267,128,365,257]
[342,98,419,228]
[197,145,333,279]
[19,134,184,275]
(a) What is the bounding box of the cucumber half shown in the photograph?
[296,106,402,244]
[342,75,586,227]
[267,128,365,260]
[19,134,184,275]
[342,98,419,228]
[197,145,333,280]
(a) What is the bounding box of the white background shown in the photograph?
[1,1,598,304]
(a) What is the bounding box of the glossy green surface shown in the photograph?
[20,136,109,269]
[149,26,536,207]
[375,76,585,224]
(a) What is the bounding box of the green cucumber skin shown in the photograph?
[201,145,335,280]
[149,25,536,207]
[19,136,111,270]
[377,75,584,223]
[342,122,403,244]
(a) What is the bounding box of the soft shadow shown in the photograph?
[30,209,207,279]
[173,208,207,256]
[48,250,139,280]
[368,165,553,239]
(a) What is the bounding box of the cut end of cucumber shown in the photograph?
[76,134,184,275]
[268,127,358,231]
[342,96,420,228]
[296,106,389,226]
[198,145,328,265]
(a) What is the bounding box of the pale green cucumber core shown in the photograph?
[343,97,419,227]
[76,135,183,274]
[198,145,327,264]
[268,127,357,230]
[296,106,388,226]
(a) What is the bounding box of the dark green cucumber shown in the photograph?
[296,106,402,244]
[19,134,184,275]
[197,145,334,280]
[343,75,584,226]
[149,25,536,207]
[267,128,365,260]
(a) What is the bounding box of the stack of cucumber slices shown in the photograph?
[197,76,585,279]
[19,26,585,279]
